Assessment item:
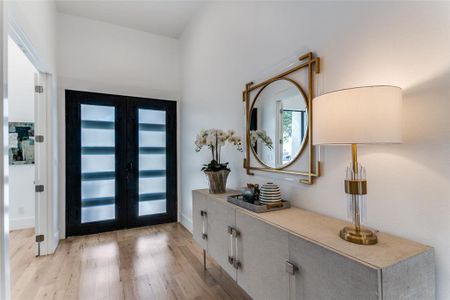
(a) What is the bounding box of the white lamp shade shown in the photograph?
[313,85,402,145]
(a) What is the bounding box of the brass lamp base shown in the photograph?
[339,226,378,245]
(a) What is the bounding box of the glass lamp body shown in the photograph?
[346,164,367,225]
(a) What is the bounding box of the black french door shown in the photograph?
[66,90,177,236]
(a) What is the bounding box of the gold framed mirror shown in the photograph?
[243,52,321,184]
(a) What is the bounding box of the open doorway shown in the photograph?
[7,35,41,297]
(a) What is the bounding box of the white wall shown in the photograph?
[56,13,180,237]
[180,2,450,298]
[7,36,37,230]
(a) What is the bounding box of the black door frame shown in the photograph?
[65,90,177,236]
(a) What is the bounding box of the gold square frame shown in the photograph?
[242,52,321,184]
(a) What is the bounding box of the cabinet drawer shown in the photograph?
[288,234,380,300]
[192,191,207,250]
[236,211,290,300]
[381,249,435,299]
[207,199,237,280]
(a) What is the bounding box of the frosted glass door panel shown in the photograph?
[82,128,115,147]
[139,200,166,216]
[139,177,166,194]
[81,104,116,223]
[139,109,165,124]
[138,108,167,216]
[82,180,115,199]
[82,155,115,173]
[81,104,114,121]
[139,131,166,147]
[82,205,115,225]
[139,154,166,170]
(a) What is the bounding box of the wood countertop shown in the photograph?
[193,189,432,269]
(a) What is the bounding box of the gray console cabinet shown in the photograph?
[192,189,435,300]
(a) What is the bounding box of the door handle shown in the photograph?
[127,161,133,172]
[126,161,133,181]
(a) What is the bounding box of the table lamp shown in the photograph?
[313,86,402,245]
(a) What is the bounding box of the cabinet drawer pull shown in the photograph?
[233,227,241,269]
[228,226,234,265]
[201,210,207,240]
[227,225,234,234]
[233,260,241,270]
[227,226,241,268]
[285,261,298,275]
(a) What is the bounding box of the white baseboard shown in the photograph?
[180,212,193,233]
[48,230,60,254]
[54,230,60,241]
[10,216,34,230]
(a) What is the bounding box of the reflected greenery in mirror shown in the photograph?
[249,78,308,168]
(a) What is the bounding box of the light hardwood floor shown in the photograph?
[10,223,247,300]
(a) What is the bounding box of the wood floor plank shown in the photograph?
[10,223,245,300]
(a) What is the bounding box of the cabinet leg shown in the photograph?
[203,249,207,271]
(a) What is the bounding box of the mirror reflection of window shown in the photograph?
[250,108,258,153]
[282,109,306,165]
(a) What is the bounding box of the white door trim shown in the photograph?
[0,2,10,299]
[7,14,44,73]
[1,5,57,296]
[6,4,55,256]
[34,73,50,256]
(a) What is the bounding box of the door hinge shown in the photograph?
[35,135,44,143]
[35,185,44,192]
[35,234,45,243]
[36,234,44,257]
[35,85,44,93]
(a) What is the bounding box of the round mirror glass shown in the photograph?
[249,79,308,168]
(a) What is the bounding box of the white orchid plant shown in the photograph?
[250,130,273,149]
[195,129,243,172]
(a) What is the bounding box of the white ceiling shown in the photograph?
[55,0,205,39]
